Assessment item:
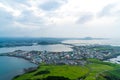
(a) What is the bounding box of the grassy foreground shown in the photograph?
[13,59,120,80]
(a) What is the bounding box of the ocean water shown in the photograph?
[0,44,72,54]
[0,56,37,80]
[62,39,120,46]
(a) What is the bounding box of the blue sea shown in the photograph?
[0,56,37,80]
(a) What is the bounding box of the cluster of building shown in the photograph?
[1,45,120,65]
[72,45,112,60]
[0,50,86,65]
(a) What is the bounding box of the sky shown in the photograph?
[0,0,120,38]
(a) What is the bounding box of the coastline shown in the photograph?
[1,44,120,80]
[0,55,39,65]
[1,44,120,65]
[0,56,37,80]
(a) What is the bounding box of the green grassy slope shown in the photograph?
[13,59,120,80]
[13,65,89,80]
[85,59,119,80]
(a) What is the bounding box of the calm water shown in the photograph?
[0,56,37,80]
[0,44,72,80]
[0,44,72,54]
[107,56,120,64]
[62,39,120,46]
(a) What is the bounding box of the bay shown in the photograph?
[0,44,72,80]
[0,44,72,54]
[0,56,37,80]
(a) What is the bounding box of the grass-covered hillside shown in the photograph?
[13,59,120,80]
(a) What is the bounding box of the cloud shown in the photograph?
[0,0,29,7]
[0,2,21,17]
[0,8,14,27]
[76,13,93,24]
[0,0,120,38]
[16,10,44,26]
[40,1,61,11]
[98,4,116,17]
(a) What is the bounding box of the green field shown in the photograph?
[13,59,120,80]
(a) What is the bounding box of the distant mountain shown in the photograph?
[80,37,107,40]
[0,37,108,48]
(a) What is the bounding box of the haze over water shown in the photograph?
[0,44,72,54]
[62,39,120,46]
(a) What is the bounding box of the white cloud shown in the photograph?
[0,0,120,38]
[0,2,21,17]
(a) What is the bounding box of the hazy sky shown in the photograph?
[0,0,120,38]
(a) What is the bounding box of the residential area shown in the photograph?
[1,45,120,65]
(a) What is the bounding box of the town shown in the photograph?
[1,45,120,65]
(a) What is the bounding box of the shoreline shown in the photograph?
[1,54,120,65]
[1,44,120,80]
[0,56,38,80]
[0,55,39,65]
[0,44,73,54]
[1,44,120,64]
